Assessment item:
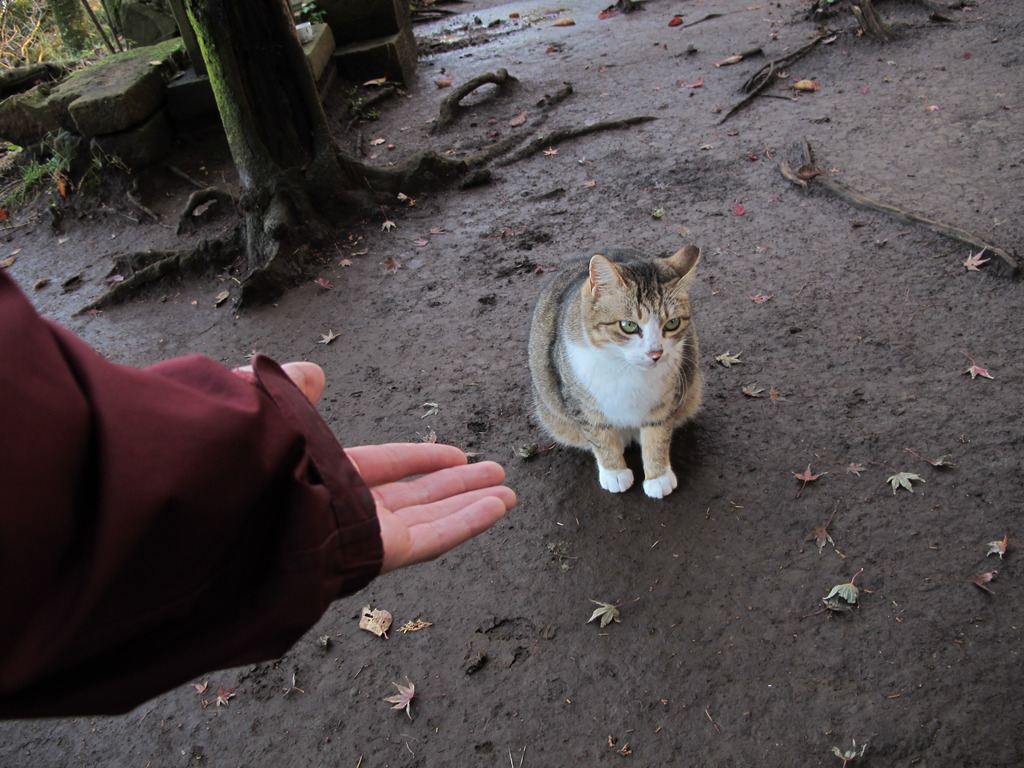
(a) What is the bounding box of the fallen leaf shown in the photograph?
[385,679,416,719]
[588,600,621,628]
[429,227,447,235]
[806,525,835,554]
[886,471,924,494]
[598,7,619,20]
[382,257,399,274]
[793,465,822,499]
[434,78,453,88]
[339,258,353,267]
[715,351,743,367]
[823,568,863,610]
[359,605,393,637]
[668,15,683,27]
[925,104,940,112]
[963,248,990,271]
[192,681,209,695]
[741,382,767,398]
[582,180,597,188]
[412,239,429,247]
[972,571,996,594]
[214,290,230,306]
[792,79,820,91]
[681,77,704,88]
[363,77,389,86]
[215,686,236,707]
[318,329,341,345]
[732,202,746,215]
[906,447,955,468]
[381,220,397,231]
[0,255,15,269]
[0,208,8,221]
[748,294,772,303]
[509,110,528,127]
[314,277,333,290]
[960,350,993,380]
[986,535,1009,560]
[543,147,559,156]
[421,401,441,418]
[398,619,433,633]
[32,278,49,290]
[768,387,786,403]
[846,462,866,476]
[551,17,575,26]
[715,55,745,67]
[370,137,386,146]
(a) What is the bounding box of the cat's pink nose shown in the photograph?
[647,350,663,361]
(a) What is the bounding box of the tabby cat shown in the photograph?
[528,246,702,499]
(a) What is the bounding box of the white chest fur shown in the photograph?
[566,339,674,427]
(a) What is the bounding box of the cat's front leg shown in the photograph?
[640,425,678,499]
[587,429,633,493]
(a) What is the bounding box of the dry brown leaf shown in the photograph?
[359,605,393,637]
[552,17,575,26]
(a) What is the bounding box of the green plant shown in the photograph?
[299,2,326,24]
[0,132,76,210]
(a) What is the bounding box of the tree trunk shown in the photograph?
[182,0,467,302]
[49,0,92,53]
[181,0,358,300]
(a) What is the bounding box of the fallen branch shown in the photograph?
[431,68,519,134]
[780,138,1018,273]
[720,33,833,124]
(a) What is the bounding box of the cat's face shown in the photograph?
[581,248,698,369]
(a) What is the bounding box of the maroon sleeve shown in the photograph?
[0,271,383,717]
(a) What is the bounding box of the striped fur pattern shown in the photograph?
[528,246,702,498]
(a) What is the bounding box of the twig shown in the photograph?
[780,138,1018,273]
[705,707,723,733]
[720,32,833,124]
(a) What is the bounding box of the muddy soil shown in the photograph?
[2,0,1023,765]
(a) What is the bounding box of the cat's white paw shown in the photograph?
[599,467,634,493]
[643,469,678,499]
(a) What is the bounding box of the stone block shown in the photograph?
[334,28,417,84]
[90,107,174,169]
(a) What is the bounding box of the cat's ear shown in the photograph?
[588,254,626,298]
[666,245,700,281]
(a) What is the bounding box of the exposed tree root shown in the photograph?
[493,116,656,167]
[780,139,1018,274]
[431,68,519,134]
[177,187,238,234]
[77,238,236,314]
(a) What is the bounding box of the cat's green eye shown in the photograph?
[619,320,640,334]
[664,317,682,332]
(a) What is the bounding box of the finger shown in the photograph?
[280,362,325,403]
[385,485,517,528]
[380,495,509,573]
[346,443,469,486]
[371,461,507,512]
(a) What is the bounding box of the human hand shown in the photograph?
[344,443,515,573]
[234,361,325,402]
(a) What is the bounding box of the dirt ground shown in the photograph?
[2,0,1023,765]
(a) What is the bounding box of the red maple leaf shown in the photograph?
[792,465,822,499]
[732,202,746,215]
[314,277,332,290]
[215,686,236,707]
[960,350,994,380]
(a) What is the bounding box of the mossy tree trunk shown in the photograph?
[181,0,468,301]
[49,0,92,53]
[181,0,370,300]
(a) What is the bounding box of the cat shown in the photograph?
[528,246,703,499]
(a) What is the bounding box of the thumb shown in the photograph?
[280,362,326,403]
